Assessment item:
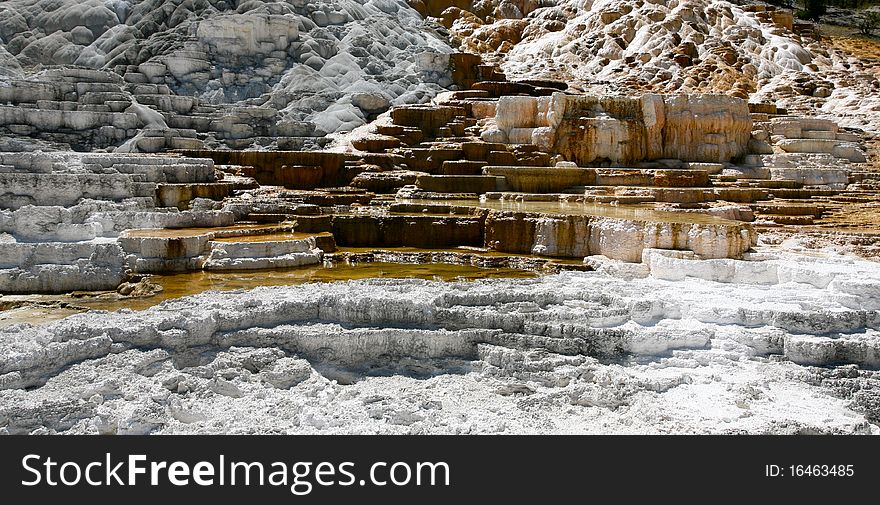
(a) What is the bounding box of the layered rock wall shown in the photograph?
[0,0,458,151]
[447,0,880,132]
[177,150,347,188]
[484,92,752,165]
[0,151,238,292]
[484,211,755,261]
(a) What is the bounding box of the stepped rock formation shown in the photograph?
[484,211,754,261]
[443,0,880,131]
[0,151,332,292]
[0,1,879,436]
[0,0,455,151]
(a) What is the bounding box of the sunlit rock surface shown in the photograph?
[0,0,879,436]
[449,0,880,131]
[484,211,754,261]
[0,0,454,150]
[0,151,330,292]
[483,93,752,164]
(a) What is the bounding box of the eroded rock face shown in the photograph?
[450,0,880,132]
[0,151,260,292]
[1,248,878,434]
[0,0,456,151]
[484,211,755,260]
[483,92,752,164]
[177,149,347,188]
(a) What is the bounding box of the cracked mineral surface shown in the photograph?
[1,246,879,434]
[1,1,880,435]
[447,0,880,130]
[0,0,454,151]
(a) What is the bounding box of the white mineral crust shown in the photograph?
[1,248,878,434]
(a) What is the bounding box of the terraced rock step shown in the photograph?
[485,166,597,192]
[3,249,879,433]
[440,160,487,175]
[1,0,879,436]
[156,182,233,209]
[759,214,815,225]
[324,249,588,273]
[0,1,468,153]
[331,214,484,249]
[0,242,125,293]
[119,226,333,273]
[415,174,502,193]
[0,81,868,295]
[177,150,347,189]
[484,211,753,261]
[0,172,138,208]
[752,202,827,217]
[203,238,324,271]
[328,200,755,261]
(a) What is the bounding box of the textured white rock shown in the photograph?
[0,242,126,293]
[777,138,867,163]
[0,0,456,150]
[769,167,850,187]
[588,216,756,262]
[196,14,299,57]
[455,0,880,132]
[259,357,313,389]
[0,151,238,292]
[744,150,855,188]
[0,247,878,434]
[203,239,323,270]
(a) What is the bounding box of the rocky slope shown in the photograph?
[0,0,454,150]
[2,0,879,148]
[440,0,880,131]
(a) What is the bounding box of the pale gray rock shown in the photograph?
[0,0,455,151]
[0,249,878,434]
[351,91,392,114]
[0,151,242,292]
[260,357,313,389]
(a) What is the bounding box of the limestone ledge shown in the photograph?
[119,230,323,273]
[482,93,751,164]
[589,248,880,367]
[485,211,755,262]
[0,106,138,131]
[0,241,125,293]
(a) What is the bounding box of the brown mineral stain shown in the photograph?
[56,262,539,313]
[399,198,739,225]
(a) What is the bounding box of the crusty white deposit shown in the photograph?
[452,0,880,132]
[0,0,454,151]
[1,247,878,434]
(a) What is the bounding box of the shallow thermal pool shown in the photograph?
[73,262,539,312]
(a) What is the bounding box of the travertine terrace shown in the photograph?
[1,0,879,434]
